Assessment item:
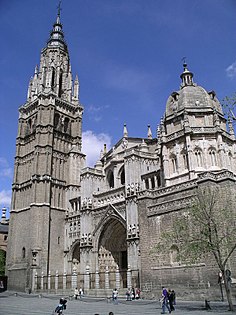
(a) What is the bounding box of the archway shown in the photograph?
[98,218,127,288]
[71,242,80,271]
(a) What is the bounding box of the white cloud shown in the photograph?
[0,157,13,179]
[87,104,110,122]
[0,189,12,208]
[226,61,236,79]
[82,130,112,167]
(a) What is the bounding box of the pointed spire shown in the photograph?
[228,118,234,136]
[66,67,73,101]
[180,59,194,88]
[34,65,38,75]
[73,75,79,102]
[103,144,107,154]
[160,117,165,138]
[147,125,152,139]
[31,65,39,99]
[123,123,128,138]
[47,1,67,51]
[140,139,148,152]
[27,77,33,101]
[156,124,160,138]
[57,0,62,19]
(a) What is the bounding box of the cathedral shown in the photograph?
[6,10,236,298]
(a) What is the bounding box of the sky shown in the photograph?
[0,0,236,215]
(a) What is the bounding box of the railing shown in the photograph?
[92,186,125,209]
[32,268,140,293]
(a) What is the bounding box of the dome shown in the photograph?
[165,64,223,118]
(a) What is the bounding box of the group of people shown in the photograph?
[74,287,84,300]
[54,286,175,314]
[112,286,141,304]
[126,287,141,301]
[160,287,176,314]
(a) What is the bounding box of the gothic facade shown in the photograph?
[6,12,236,298]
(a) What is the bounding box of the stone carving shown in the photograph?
[126,182,140,196]
[80,233,92,247]
[82,197,93,209]
[127,223,139,239]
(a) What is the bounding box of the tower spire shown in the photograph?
[47,1,67,51]
[57,0,62,18]
[180,59,194,88]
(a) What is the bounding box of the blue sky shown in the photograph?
[0,0,236,214]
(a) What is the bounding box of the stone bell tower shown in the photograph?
[6,8,85,291]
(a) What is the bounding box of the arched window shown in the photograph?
[58,71,63,97]
[54,113,60,129]
[32,114,37,131]
[72,243,80,263]
[151,177,155,189]
[228,152,232,169]
[156,175,161,187]
[107,170,114,188]
[22,247,26,259]
[28,119,32,132]
[170,154,178,173]
[25,119,32,135]
[181,150,188,170]
[64,117,70,133]
[170,245,179,265]
[209,148,217,166]
[120,166,125,185]
[195,149,202,167]
[51,67,55,90]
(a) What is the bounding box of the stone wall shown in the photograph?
[138,175,236,300]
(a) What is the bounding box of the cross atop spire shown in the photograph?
[182,56,186,65]
[57,0,62,18]
[46,0,67,51]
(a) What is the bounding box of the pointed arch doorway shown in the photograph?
[98,218,127,289]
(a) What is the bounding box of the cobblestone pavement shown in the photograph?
[0,292,235,315]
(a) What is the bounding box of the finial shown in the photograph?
[123,123,128,138]
[1,207,7,223]
[103,144,107,154]
[147,125,152,139]
[57,0,62,17]
[180,57,194,87]
[47,0,67,50]
[34,65,38,75]
[182,57,187,69]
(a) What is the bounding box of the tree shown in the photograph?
[156,185,236,311]
[0,249,6,276]
[222,93,236,120]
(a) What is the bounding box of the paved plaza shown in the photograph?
[0,292,235,315]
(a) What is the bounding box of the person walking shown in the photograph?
[74,287,79,300]
[112,288,118,305]
[126,288,131,301]
[168,289,175,311]
[160,287,171,314]
[79,287,84,299]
